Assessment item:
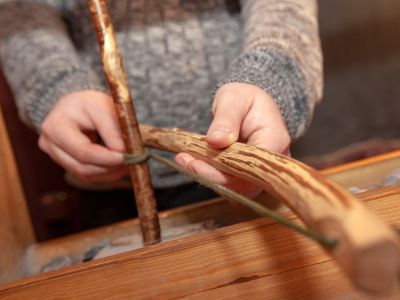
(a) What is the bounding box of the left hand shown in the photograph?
[38,91,128,184]
[175,82,291,198]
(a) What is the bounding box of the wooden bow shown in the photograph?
[139,124,400,293]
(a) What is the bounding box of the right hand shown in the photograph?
[176,82,291,199]
[39,91,128,183]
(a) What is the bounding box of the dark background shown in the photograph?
[293,0,400,159]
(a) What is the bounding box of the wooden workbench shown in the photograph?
[1,105,400,299]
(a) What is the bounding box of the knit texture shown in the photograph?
[0,0,322,188]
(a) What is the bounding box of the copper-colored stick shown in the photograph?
[87,0,160,245]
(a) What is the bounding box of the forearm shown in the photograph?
[220,0,323,140]
[0,1,105,131]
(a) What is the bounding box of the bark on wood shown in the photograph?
[139,124,400,292]
[87,0,160,245]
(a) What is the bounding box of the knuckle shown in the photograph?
[75,148,91,163]
[186,160,197,173]
[40,120,53,136]
[278,131,291,153]
[282,131,291,147]
[215,87,236,102]
[38,136,47,151]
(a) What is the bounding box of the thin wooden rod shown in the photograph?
[87,0,160,245]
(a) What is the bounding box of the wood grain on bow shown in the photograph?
[139,124,400,293]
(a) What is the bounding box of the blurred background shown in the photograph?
[293,0,400,164]
[1,0,399,241]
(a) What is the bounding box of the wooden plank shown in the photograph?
[1,186,399,299]
[323,150,400,190]
[25,150,400,276]
[186,260,399,300]
[190,189,400,300]
[0,107,35,283]
[27,197,260,275]
[23,150,400,277]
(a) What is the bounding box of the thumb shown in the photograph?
[206,91,251,148]
[87,95,125,152]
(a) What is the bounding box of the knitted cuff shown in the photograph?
[22,67,107,132]
[217,49,311,140]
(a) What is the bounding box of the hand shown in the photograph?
[39,91,128,183]
[175,82,290,198]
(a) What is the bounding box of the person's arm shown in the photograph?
[0,1,104,130]
[176,0,323,196]
[218,0,323,140]
[0,1,126,182]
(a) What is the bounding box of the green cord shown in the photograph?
[124,151,150,165]
[124,150,338,249]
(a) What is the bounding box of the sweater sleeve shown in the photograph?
[0,1,106,132]
[219,0,323,140]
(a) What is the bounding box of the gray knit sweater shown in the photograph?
[0,0,322,188]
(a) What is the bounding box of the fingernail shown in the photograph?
[175,154,190,167]
[208,128,234,141]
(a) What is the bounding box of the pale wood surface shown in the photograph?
[1,186,399,299]
[139,125,400,291]
[23,150,400,277]
[0,107,35,283]
[27,197,260,275]
[324,150,400,190]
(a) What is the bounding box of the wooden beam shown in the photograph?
[1,187,399,299]
[0,107,35,283]
[323,150,400,190]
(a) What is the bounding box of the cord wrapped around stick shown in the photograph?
[87,0,160,246]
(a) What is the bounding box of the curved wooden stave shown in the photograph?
[139,124,400,293]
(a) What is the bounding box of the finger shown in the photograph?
[246,127,290,154]
[206,91,252,148]
[188,159,261,198]
[176,152,229,184]
[176,152,261,198]
[175,152,192,168]
[45,124,124,167]
[43,138,122,178]
[87,100,125,152]
[241,93,291,154]
[176,153,238,206]
[77,167,129,183]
